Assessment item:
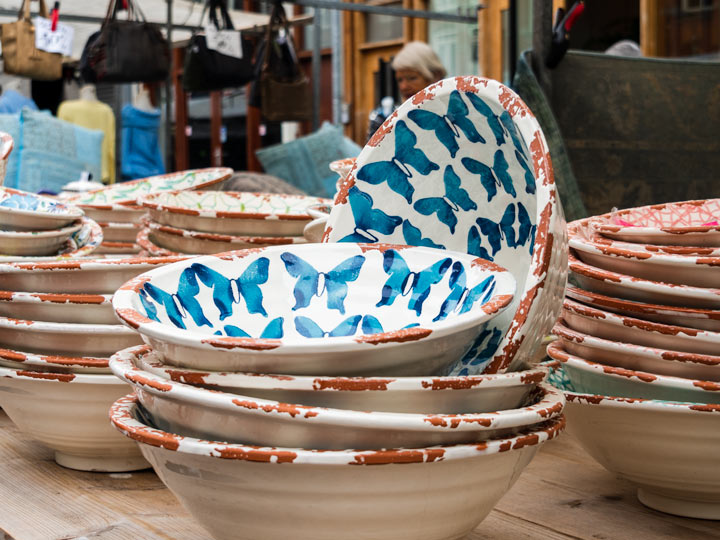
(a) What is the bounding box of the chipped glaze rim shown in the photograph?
[0,314,140,336]
[0,131,13,161]
[145,219,307,246]
[563,388,720,413]
[0,290,112,307]
[0,254,189,274]
[0,346,109,370]
[328,157,357,177]
[0,219,82,240]
[135,227,185,257]
[0,362,124,384]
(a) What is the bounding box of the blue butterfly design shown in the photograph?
[469,202,537,260]
[376,249,452,316]
[467,226,493,261]
[412,165,477,233]
[434,262,497,321]
[407,90,485,158]
[465,92,506,146]
[140,266,213,329]
[222,317,284,339]
[499,111,536,195]
[281,252,365,314]
[515,201,537,249]
[356,120,439,203]
[461,150,516,202]
[295,315,362,338]
[456,327,504,375]
[402,220,444,249]
[339,187,403,243]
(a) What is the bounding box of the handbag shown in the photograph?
[0,0,63,81]
[183,0,255,92]
[256,2,312,122]
[79,0,169,84]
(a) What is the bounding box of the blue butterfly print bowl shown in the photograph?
[327,76,568,376]
[0,187,84,231]
[113,243,516,376]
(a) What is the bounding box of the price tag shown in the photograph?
[35,17,74,56]
[204,25,243,59]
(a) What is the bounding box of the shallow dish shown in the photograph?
[0,290,115,324]
[566,285,720,332]
[302,217,327,243]
[325,76,567,375]
[94,241,141,256]
[140,191,330,237]
[135,227,183,256]
[592,199,720,246]
[0,346,110,373]
[0,316,142,357]
[0,186,83,230]
[110,349,564,449]
[97,221,141,243]
[562,298,720,356]
[0,131,13,186]
[113,243,516,376]
[552,323,720,382]
[0,220,82,256]
[131,344,547,414]
[0,255,188,294]
[568,250,720,309]
[0,367,147,472]
[80,204,146,225]
[145,219,306,255]
[111,393,564,540]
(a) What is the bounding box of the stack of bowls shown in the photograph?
[547,198,720,519]
[0,255,187,472]
[0,131,13,185]
[136,191,330,255]
[110,242,566,540]
[66,168,233,256]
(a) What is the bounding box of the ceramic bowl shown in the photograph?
[325,76,567,375]
[140,191,330,237]
[80,204,146,225]
[135,227,183,257]
[0,290,115,324]
[329,157,357,178]
[559,385,720,519]
[591,198,720,246]
[0,186,83,231]
[0,220,83,256]
[0,255,188,294]
[0,366,148,472]
[552,323,720,382]
[144,219,306,255]
[562,298,720,356]
[110,349,564,449]
[0,346,110,373]
[113,243,516,376]
[0,316,142,357]
[306,202,332,220]
[129,344,548,414]
[568,250,720,309]
[566,285,720,332]
[569,220,720,288]
[547,340,720,403]
[0,131,13,185]
[94,241,142,256]
[302,217,327,243]
[67,167,233,209]
[97,221,141,243]
[111,393,564,540]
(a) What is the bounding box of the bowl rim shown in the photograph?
[0,345,109,368]
[0,186,84,221]
[0,131,13,160]
[135,227,184,257]
[591,198,720,235]
[0,314,139,334]
[0,219,82,240]
[145,219,306,245]
[0,254,189,274]
[0,290,112,305]
[563,389,720,413]
[112,243,516,352]
[0,362,122,384]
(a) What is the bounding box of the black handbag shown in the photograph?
[79,0,169,84]
[183,0,255,92]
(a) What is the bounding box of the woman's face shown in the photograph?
[395,69,432,101]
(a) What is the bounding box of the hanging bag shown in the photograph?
[0,0,63,81]
[183,0,255,92]
[79,0,169,84]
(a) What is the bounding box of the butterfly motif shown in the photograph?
[339,187,403,243]
[281,252,365,314]
[360,314,420,335]
[434,262,497,322]
[412,165,477,233]
[376,249,452,316]
[294,315,363,338]
[455,327,504,375]
[462,150,516,202]
[465,92,506,146]
[499,111,536,195]
[407,90,485,158]
[356,120,439,203]
[467,226,494,261]
[222,317,284,339]
[402,220,444,249]
[469,202,537,260]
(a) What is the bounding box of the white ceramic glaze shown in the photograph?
[0,290,115,324]
[0,186,83,230]
[325,76,567,375]
[113,244,516,376]
[302,217,327,243]
[328,157,357,178]
[0,367,147,471]
[94,241,142,256]
[0,220,83,256]
[131,345,547,414]
[140,191,330,237]
[552,323,720,382]
[0,132,13,186]
[135,227,183,256]
[569,250,720,309]
[97,221,141,242]
[0,346,109,373]
[81,204,146,225]
[562,298,720,356]
[111,393,564,540]
[110,349,564,449]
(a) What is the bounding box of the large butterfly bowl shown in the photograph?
[325,76,567,375]
[112,243,516,376]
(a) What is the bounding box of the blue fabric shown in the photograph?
[0,113,21,188]
[0,90,38,114]
[121,105,164,180]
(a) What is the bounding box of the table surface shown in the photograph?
[0,410,718,540]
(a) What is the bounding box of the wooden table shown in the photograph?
[0,410,717,540]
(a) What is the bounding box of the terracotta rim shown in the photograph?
[0,290,111,305]
[0,254,188,272]
[145,219,306,245]
[0,362,123,384]
[135,227,184,257]
[0,346,109,368]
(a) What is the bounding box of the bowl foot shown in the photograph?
[54,451,150,472]
[637,488,720,520]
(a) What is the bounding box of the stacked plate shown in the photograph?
[547,198,720,519]
[136,191,330,255]
[0,131,13,185]
[66,168,233,256]
[0,255,188,472]
[109,242,565,540]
